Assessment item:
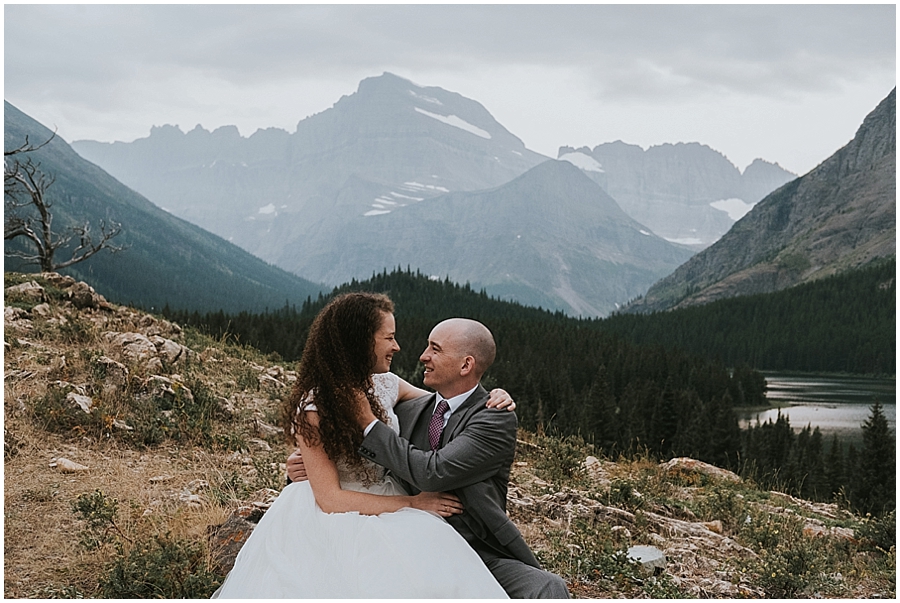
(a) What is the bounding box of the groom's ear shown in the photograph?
[459,355,476,377]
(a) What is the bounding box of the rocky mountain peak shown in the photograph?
[627,88,896,312]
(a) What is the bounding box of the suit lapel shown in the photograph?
[401,393,436,447]
[441,385,487,447]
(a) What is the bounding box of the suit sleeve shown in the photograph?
[359,407,517,493]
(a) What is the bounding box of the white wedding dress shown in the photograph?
[214,372,508,599]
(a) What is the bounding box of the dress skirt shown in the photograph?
[214,479,508,598]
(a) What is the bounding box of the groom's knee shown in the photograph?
[536,572,569,599]
[486,557,569,599]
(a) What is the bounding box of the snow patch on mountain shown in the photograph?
[559,152,604,173]
[390,192,423,201]
[409,90,443,106]
[403,181,450,193]
[710,198,754,221]
[414,108,491,140]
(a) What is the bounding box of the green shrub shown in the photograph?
[72,490,120,550]
[99,535,222,598]
[857,510,896,552]
[532,434,592,485]
[604,479,644,512]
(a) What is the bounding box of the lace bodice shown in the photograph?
[334,372,401,491]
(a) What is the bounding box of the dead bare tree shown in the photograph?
[5,134,125,272]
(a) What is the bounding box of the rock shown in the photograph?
[105,332,158,363]
[248,438,272,452]
[51,457,89,473]
[217,397,237,418]
[39,272,76,288]
[208,512,258,574]
[31,303,52,317]
[66,392,94,413]
[111,419,133,431]
[4,306,29,322]
[94,356,129,394]
[68,281,108,309]
[5,281,45,302]
[660,457,741,483]
[648,532,666,546]
[148,335,192,364]
[627,545,667,575]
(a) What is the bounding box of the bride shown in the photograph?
[214,292,512,598]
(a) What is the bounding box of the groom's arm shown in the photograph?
[359,408,516,492]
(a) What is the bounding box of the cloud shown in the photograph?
[4,4,895,174]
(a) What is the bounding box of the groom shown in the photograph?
[288,318,568,599]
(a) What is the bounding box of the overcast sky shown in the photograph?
[4,4,895,175]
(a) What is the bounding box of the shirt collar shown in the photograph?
[436,385,479,416]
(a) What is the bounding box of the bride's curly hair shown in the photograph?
[285,292,393,468]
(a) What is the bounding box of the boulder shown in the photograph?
[104,332,158,364]
[660,457,741,483]
[148,335,192,364]
[627,545,667,575]
[208,513,257,574]
[95,356,129,385]
[5,306,30,322]
[31,303,52,317]
[66,392,94,413]
[51,457,90,473]
[68,281,108,309]
[5,281,45,302]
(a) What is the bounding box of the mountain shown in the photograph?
[4,101,324,312]
[278,159,694,316]
[71,72,695,315]
[558,142,796,249]
[72,72,549,262]
[625,88,896,313]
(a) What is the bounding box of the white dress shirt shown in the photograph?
[364,385,479,436]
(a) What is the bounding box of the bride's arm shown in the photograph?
[395,375,516,410]
[297,411,463,517]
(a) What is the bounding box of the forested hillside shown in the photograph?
[166,268,760,467]
[604,259,895,375]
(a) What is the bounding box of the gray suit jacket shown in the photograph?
[359,385,540,568]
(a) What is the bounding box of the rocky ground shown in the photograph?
[4,273,895,598]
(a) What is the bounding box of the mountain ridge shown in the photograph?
[625,88,896,313]
[4,101,324,312]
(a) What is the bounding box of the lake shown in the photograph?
[736,372,896,445]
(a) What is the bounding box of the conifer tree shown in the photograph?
[851,402,895,515]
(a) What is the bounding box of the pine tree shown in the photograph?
[851,402,895,515]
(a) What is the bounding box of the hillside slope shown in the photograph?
[626,88,895,312]
[4,272,893,599]
[5,101,324,312]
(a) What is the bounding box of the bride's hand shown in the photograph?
[486,388,516,411]
[286,449,308,483]
[410,491,464,518]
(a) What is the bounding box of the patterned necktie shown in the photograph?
[428,399,450,450]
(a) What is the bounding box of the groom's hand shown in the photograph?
[286,449,308,483]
